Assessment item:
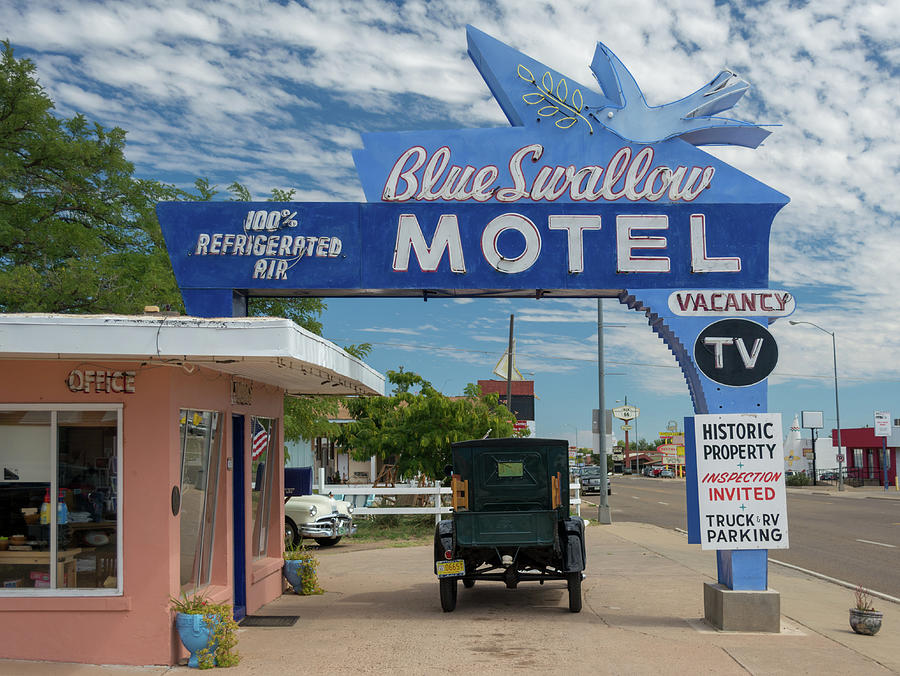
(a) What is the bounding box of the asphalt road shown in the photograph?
[582,475,900,598]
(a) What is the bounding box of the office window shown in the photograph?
[0,406,121,594]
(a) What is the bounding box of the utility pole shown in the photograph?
[506,314,514,411]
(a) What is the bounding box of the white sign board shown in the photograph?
[695,413,789,550]
[800,410,823,429]
[874,411,891,437]
[612,405,639,420]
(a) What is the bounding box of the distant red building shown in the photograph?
[477,380,535,433]
[832,426,897,486]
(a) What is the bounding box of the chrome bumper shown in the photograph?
[299,515,356,538]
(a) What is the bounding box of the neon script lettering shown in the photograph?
[382,144,715,203]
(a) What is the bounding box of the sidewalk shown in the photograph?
[787,484,900,499]
[1,522,896,675]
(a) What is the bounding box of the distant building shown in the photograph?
[799,435,838,473]
[832,425,898,486]
[477,379,536,436]
[784,415,809,473]
[285,403,382,489]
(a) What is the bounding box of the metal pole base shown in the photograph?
[597,505,612,524]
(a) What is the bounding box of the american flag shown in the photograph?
[251,419,269,460]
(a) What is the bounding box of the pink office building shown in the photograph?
[0,313,383,666]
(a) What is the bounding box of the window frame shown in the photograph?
[0,403,123,598]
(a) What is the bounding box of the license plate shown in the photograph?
[435,559,465,578]
[337,526,347,535]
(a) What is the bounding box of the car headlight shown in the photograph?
[347,505,354,515]
[308,504,317,517]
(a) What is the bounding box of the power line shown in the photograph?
[332,337,870,381]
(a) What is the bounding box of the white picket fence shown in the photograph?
[316,484,451,524]
[314,468,581,523]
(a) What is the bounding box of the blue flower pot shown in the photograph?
[283,559,313,594]
[849,608,883,636]
[175,612,218,668]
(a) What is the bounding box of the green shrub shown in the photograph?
[169,593,240,669]
[283,545,322,595]
[786,472,811,486]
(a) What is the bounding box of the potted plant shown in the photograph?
[849,585,883,636]
[170,592,240,668]
[282,544,323,595]
[0,536,8,551]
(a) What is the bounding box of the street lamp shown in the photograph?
[569,424,579,449]
[789,320,843,491]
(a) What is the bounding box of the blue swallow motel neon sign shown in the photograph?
[158,25,787,311]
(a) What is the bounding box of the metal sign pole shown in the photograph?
[597,299,611,524]
[874,411,891,491]
[811,427,818,486]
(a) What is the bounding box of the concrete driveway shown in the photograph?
[3,522,896,675]
[226,523,898,675]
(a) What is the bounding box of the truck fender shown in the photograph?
[562,517,586,572]
[434,519,455,571]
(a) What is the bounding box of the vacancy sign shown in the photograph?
[695,413,788,550]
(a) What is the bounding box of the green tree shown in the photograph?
[0,43,366,444]
[335,370,522,480]
[0,44,332,329]
[282,343,372,445]
[0,41,183,313]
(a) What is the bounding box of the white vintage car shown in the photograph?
[284,493,356,548]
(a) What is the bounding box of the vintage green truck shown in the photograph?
[433,438,586,612]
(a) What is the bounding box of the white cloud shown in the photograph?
[359,326,425,336]
[3,0,899,395]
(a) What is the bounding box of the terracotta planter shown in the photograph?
[849,608,883,636]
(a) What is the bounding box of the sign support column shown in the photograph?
[624,288,786,631]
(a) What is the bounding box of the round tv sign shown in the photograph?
[693,319,778,387]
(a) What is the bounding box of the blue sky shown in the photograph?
[4,1,899,454]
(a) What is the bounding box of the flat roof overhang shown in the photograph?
[0,314,384,397]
